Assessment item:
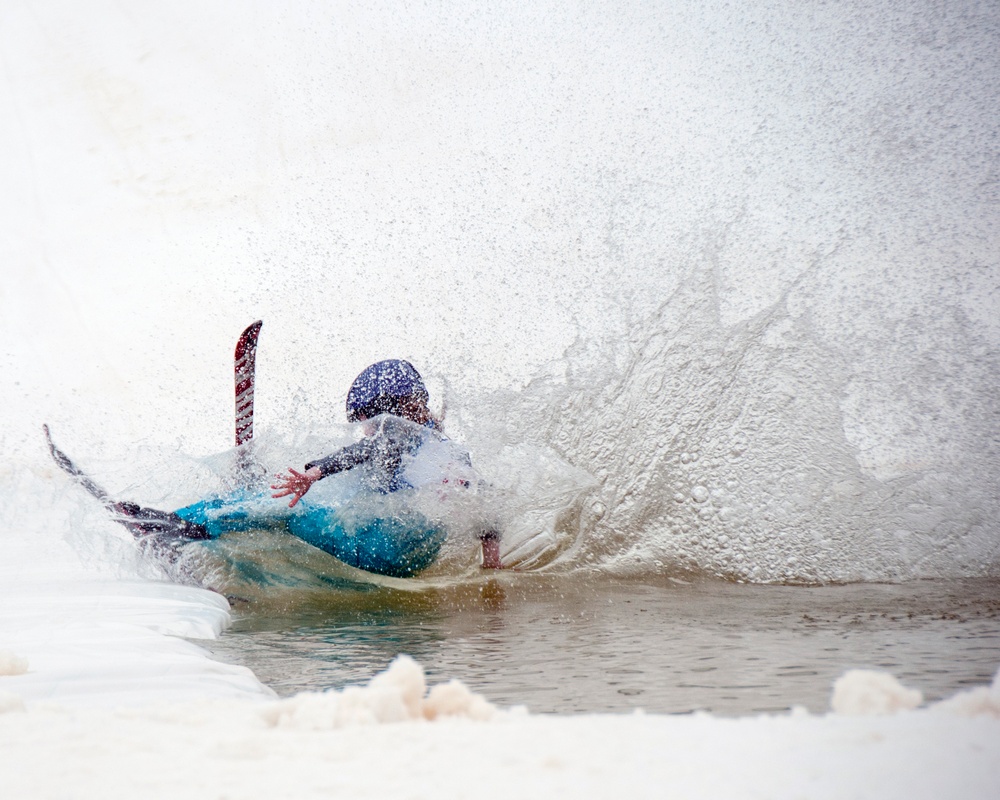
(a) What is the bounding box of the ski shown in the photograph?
[233,320,266,489]
[43,425,209,542]
[234,320,262,447]
[44,424,114,510]
[44,321,264,546]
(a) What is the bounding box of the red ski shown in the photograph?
[234,320,263,447]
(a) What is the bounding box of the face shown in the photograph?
[397,397,431,424]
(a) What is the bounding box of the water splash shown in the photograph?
[2,0,997,589]
[470,260,1000,583]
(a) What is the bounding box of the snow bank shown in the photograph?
[260,655,498,729]
[0,580,271,708]
[829,667,1000,721]
[1,659,998,800]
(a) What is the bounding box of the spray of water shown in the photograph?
[467,257,999,583]
[1,0,997,589]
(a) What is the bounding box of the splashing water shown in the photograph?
[468,258,999,583]
[1,0,997,590]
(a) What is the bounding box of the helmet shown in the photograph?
[346,359,429,422]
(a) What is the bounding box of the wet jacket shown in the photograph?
[304,415,470,494]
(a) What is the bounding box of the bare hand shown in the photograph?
[271,466,322,508]
[480,535,503,570]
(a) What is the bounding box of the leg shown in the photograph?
[112,501,211,541]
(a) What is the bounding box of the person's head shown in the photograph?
[346,359,432,425]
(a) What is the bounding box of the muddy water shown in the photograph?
[203,575,1000,715]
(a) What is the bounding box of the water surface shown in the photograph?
[204,575,1000,715]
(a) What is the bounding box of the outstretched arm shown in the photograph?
[271,466,322,508]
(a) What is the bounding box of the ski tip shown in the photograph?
[42,423,64,459]
[235,321,263,448]
[241,320,263,340]
[235,320,263,359]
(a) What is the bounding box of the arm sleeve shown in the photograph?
[303,421,417,483]
[305,438,378,478]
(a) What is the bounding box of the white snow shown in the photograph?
[0,651,29,677]
[259,655,498,729]
[1,654,998,799]
[830,669,924,715]
[0,580,270,709]
[930,670,1000,720]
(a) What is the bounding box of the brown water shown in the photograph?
[203,575,1000,715]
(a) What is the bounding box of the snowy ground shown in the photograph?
[4,690,998,800]
[1,580,999,799]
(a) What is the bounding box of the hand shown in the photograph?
[480,534,503,570]
[271,466,322,508]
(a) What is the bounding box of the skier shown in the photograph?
[44,358,502,577]
[271,359,503,570]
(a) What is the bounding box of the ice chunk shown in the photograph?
[0,650,28,676]
[830,670,922,715]
[259,655,496,730]
[930,667,1000,718]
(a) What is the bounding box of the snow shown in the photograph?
[0,651,29,677]
[929,673,1000,720]
[831,670,924,715]
[260,655,498,728]
[0,581,269,709]
[1,655,998,799]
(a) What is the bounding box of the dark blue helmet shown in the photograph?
[346,360,429,422]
